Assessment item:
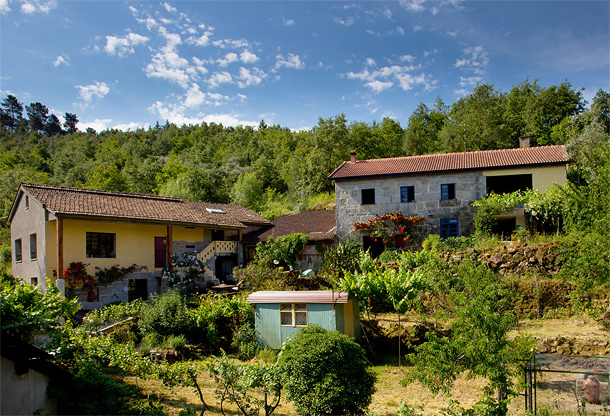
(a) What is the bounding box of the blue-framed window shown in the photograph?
[441,183,456,200]
[400,186,415,203]
[440,218,459,238]
[361,188,375,205]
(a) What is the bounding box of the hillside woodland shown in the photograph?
[1,79,609,415]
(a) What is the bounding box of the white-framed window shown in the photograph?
[14,239,22,263]
[280,303,308,327]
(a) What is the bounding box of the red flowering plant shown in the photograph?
[354,211,424,246]
[63,262,142,302]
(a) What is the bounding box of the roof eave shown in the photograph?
[329,160,569,182]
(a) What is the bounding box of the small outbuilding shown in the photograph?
[246,290,360,349]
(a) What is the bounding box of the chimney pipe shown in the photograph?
[350,152,357,163]
[519,137,530,148]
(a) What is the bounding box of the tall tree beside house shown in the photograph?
[312,113,350,192]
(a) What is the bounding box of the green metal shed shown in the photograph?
[246,291,361,349]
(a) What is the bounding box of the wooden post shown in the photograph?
[56,217,63,282]
[238,230,243,241]
[166,226,173,269]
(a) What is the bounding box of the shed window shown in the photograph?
[280,303,308,327]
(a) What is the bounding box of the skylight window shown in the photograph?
[206,208,225,214]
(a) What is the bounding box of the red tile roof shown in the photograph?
[12,183,271,228]
[328,145,569,181]
[246,290,350,304]
[243,209,336,243]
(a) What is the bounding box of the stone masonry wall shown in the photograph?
[335,171,486,239]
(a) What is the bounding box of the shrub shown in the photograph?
[233,323,258,359]
[321,237,363,275]
[164,334,187,352]
[254,233,309,269]
[138,290,195,340]
[233,263,287,291]
[191,294,254,350]
[278,325,376,415]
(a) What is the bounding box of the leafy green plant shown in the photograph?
[139,290,195,340]
[321,237,363,275]
[278,325,376,415]
[0,277,79,340]
[165,334,187,351]
[207,351,282,416]
[191,294,254,351]
[254,233,309,269]
[233,263,287,291]
[233,323,259,359]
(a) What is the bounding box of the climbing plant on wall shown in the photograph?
[354,211,424,245]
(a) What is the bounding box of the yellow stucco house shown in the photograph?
[8,183,271,308]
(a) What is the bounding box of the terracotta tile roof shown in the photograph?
[14,183,271,228]
[242,209,336,243]
[328,145,569,181]
[246,290,350,304]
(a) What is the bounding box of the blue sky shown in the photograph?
[1,0,608,132]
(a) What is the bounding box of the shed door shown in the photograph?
[155,237,167,268]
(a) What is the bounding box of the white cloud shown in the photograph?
[53,55,70,67]
[455,45,489,75]
[207,71,233,88]
[383,8,392,19]
[75,81,110,105]
[399,0,426,12]
[283,17,295,26]
[240,50,259,64]
[400,55,415,63]
[145,51,190,87]
[366,58,376,67]
[189,31,213,47]
[459,76,483,88]
[430,7,439,15]
[413,25,422,32]
[334,16,356,26]
[80,118,113,132]
[162,2,177,13]
[183,84,230,108]
[0,0,11,14]
[346,63,435,93]
[192,57,209,74]
[105,33,149,57]
[394,26,405,35]
[367,80,393,93]
[202,113,258,127]
[275,53,305,70]
[212,38,250,49]
[237,67,267,88]
[21,0,57,14]
[218,52,239,67]
[138,17,158,31]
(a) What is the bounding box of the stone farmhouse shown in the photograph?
[328,144,569,250]
[8,183,270,308]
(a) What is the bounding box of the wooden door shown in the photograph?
[154,236,167,268]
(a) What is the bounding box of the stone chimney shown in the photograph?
[350,152,357,163]
[519,137,530,148]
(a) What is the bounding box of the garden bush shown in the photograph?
[138,290,195,341]
[278,325,376,415]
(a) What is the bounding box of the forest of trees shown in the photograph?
[0,79,608,257]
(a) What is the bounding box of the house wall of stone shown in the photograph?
[335,171,487,239]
